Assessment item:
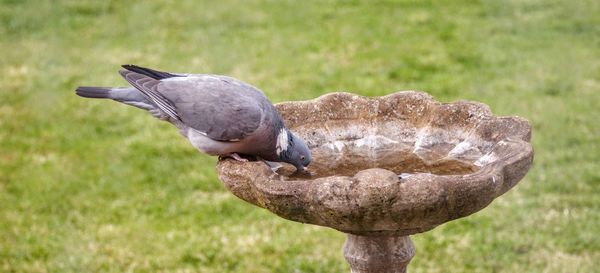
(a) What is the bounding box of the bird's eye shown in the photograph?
[300,155,305,160]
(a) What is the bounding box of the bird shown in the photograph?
[75,64,312,172]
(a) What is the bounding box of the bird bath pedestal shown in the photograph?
[217,91,533,272]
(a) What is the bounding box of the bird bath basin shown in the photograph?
[217,91,533,272]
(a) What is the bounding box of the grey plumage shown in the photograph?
[76,86,163,118]
[76,65,312,171]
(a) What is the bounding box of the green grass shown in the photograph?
[1,0,599,272]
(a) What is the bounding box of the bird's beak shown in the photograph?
[302,166,308,171]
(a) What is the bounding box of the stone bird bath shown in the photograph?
[216,91,533,272]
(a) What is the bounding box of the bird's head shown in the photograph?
[276,128,312,172]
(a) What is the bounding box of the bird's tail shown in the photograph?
[75,86,113,99]
[75,86,164,118]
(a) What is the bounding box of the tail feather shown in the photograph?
[76,86,165,119]
[75,86,112,99]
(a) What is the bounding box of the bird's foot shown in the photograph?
[229,153,249,162]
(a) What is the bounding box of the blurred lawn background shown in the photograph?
[1,0,599,272]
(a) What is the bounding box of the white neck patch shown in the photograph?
[276,128,289,156]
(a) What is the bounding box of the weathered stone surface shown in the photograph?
[344,234,415,273]
[216,91,534,236]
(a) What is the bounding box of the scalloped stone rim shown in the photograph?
[216,91,534,236]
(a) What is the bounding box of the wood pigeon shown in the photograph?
[76,65,311,172]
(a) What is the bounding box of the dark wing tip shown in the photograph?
[121,64,143,71]
[120,64,179,80]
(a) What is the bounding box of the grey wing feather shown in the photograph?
[119,70,180,121]
[158,76,265,141]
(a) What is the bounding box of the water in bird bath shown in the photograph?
[277,118,483,180]
[278,153,479,180]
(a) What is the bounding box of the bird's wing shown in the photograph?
[121,71,266,141]
[160,76,266,141]
[119,70,181,121]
